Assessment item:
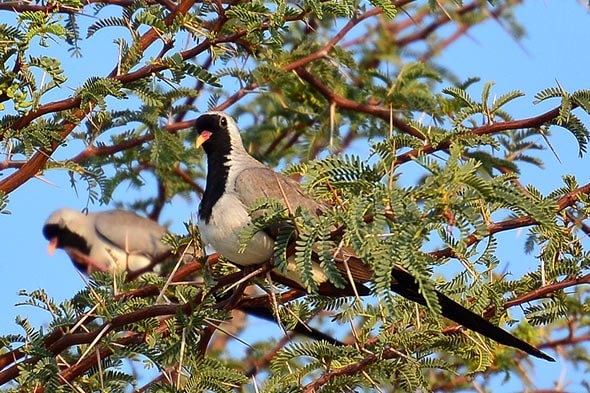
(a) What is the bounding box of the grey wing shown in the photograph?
[233,167,326,215]
[236,168,374,285]
[94,210,172,259]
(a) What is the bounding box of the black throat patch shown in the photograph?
[196,114,233,223]
[42,223,92,272]
[42,224,92,255]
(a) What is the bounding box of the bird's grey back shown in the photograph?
[233,167,326,216]
[94,210,171,258]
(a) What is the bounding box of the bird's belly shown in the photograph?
[198,193,328,287]
[90,245,152,273]
[199,194,274,265]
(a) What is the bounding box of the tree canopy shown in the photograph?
[1,0,590,392]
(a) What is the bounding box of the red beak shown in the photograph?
[48,237,58,255]
[196,130,212,148]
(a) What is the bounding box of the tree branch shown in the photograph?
[430,179,590,259]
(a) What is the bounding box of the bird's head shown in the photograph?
[42,208,91,256]
[194,112,243,155]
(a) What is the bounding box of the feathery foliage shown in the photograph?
[1,0,590,392]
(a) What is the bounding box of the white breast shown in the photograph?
[88,240,153,273]
[198,192,275,265]
[198,191,330,287]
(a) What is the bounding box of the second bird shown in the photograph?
[42,208,172,275]
[42,207,342,345]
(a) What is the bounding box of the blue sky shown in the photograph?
[1,1,589,390]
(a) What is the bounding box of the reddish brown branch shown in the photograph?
[395,105,569,165]
[0,109,86,194]
[0,8,270,195]
[541,332,590,350]
[244,333,298,378]
[0,256,305,387]
[420,24,470,62]
[294,67,425,139]
[505,273,590,308]
[430,180,590,259]
[302,348,396,393]
[303,323,587,393]
[285,8,383,72]
[216,7,386,111]
[0,0,138,13]
[172,166,205,195]
[395,0,496,48]
[0,0,198,194]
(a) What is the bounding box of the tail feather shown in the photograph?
[391,268,554,362]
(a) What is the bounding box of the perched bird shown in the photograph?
[42,208,172,275]
[42,207,341,345]
[194,111,555,362]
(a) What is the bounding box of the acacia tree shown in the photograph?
[1,0,589,391]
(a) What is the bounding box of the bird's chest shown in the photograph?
[86,242,152,274]
[198,192,274,265]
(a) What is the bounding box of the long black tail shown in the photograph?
[391,268,554,362]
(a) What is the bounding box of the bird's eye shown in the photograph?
[220,117,227,127]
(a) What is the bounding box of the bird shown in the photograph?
[194,111,555,362]
[42,207,342,346]
[42,208,173,275]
